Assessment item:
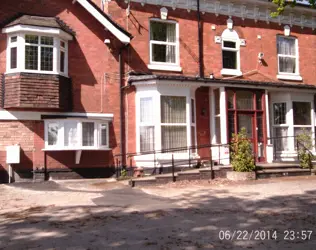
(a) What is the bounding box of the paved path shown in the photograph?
[0,177,316,249]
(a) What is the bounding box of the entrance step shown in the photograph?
[256,163,301,170]
[256,168,310,179]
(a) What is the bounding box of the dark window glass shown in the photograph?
[10,47,17,69]
[256,93,262,110]
[60,51,65,72]
[191,99,195,123]
[40,36,53,45]
[227,90,234,109]
[222,50,237,69]
[10,36,17,43]
[41,47,53,71]
[228,112,235,140]
[273,103,286,125]
[236,91,253,110]
[25,35,38,44]
[223,41,236,48]
[293,102,311,125]
[25,45,38,70]
[82,122,94,146]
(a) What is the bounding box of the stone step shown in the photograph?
[256,168,310,179]
[256,163,301,170]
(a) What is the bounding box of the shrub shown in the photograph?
[230,127,255,172]
[297,130,314,169]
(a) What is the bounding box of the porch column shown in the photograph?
[219,87,227,144]
[265,90,273,163]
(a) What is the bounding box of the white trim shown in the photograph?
[2,25,73,41]
[147,64,182,72]
[75,0,130,43]
[277,74,303,81]
[0,111,114,121]
[220,69,242,76]
[219,87,227,144]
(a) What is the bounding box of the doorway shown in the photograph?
[227,89,266,162]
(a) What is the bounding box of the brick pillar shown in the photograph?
[33,121,45,170]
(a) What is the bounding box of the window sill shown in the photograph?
[220,69,242,76]
[42,147,111,151]
[148,64,182,72]
[5,70,69,78]
[277,74,302,81]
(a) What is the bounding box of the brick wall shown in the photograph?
[109,1,316,85]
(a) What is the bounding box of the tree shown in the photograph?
[271,0,316,17]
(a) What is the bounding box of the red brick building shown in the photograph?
[0,0,316,182]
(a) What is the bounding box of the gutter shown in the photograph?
[197,0,203,78]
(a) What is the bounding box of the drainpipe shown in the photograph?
[197,0,203,78]
[119,44,129,166]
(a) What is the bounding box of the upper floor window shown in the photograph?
[220,29,241,76]
[2,15,73,76]
[277,36,302,81]
[148,19,181,72]
[6,34,68,76]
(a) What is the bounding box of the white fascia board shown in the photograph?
[0,111,114,121]
[75,0,130,44]
[2,25,73,40]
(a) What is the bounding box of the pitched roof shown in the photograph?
[75,0,132,43]
[3,14,75,36]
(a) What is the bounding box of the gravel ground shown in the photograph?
[0,176,316,250]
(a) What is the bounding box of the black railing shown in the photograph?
[114,143,231,179]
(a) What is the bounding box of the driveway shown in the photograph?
[0,177,316,249]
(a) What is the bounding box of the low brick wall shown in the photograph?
[226,171,256,181]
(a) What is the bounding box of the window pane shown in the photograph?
[257,113,264,141]
[41,47,53,71]
[279,56,296,73]
[161,96,186,123]
[25,35,38,44]
[60,41,66,48]
[100,124,108,146]
[161,126,187,151]
[223,41,236,48]
[191,99,195,123]
[256,92,262,110]
[10,47,17,69]
[273,103,286,125]
[293,102,311,125]
[236,91,253,110]
[140,97,153,123]
[277,37,296,56]
[25,45,38,70]
[227,90,234,109]
[82,122,94,146]
[40,36,54,45]
[222,50,237,69]
[48,123,58,146]
[60,51,65,72]
[64,121,78,147]
[152,44,176,63]
[150,22,176,42]
[273,127,289,151]
[140,126,154,152]
[10,36,17,43]
[214,89,221,114]
[191,126,196,153]
[238,114,253,139]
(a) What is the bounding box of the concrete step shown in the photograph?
[256,168,310,179]
[256,163,301,170]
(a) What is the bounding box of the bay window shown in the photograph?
[148,19,181,72]
[4,27,71,75]
[45,120,110,150]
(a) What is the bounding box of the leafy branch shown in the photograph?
[271,0,316,17]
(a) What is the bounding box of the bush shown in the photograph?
[297,130,314,169]
[230,127,255,172]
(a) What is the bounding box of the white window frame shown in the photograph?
[44,119,110,150]
[3,25,71,76]
[220,29,242,76]
[148,18,182,72]
[276,36,302,81]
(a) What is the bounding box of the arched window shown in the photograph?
[221,28,242,76]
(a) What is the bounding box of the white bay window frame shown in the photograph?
[3,25,71,76]
[44,119,110,150]
[148,18,181,72]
